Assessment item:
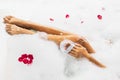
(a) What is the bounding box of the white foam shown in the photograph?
[0,0,120,80]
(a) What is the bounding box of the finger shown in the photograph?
[77,37,95,53]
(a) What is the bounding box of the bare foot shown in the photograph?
[6,24,35,35]
[3,16,16,23]
[3,16,73,35]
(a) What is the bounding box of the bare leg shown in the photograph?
[5,24,103,68]
[47,34,95,53]
[4,16,95,53]
[47,35,104,68]
[4,16,72,35]
[69,43,105,68]
[47,34,80,45]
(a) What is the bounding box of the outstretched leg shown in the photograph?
[4,16,72,35]
[4,16,95,53]
[44,34,95,53]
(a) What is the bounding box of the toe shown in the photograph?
[6,30,12,35]
[3,17,9,23]
[6,16,14,20]
[6,23,11,26]
[5,24,12,31]
[3,16,14,23]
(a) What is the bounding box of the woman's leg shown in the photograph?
[4,16,95,53]
[4,16,73,35]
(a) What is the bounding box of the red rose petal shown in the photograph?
[18,53,34,65]
[28,59,33,64]
[18,57,23,62]
[28,54,33,59]
[65,14,70,18]
[97,15,102,20]
[21,54,27,58]
[23,58,29,64]
[49,18,54,21]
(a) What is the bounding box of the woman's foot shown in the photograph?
[6,24,35,35]
[4,16,16,24]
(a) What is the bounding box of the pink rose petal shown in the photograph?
[102,7,105,11]
[65,14,70,18]
[49,18,54,21]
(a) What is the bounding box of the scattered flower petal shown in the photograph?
[18,53,34,65]
[28,54,33,59]
[65,14,70,18]
[23,58,29,64]
[102,7,105,11]
[21,54,27,58]
[97,15,102,20]
[49,18,54,21]
[28,59,33,64]
[18,57,23,62]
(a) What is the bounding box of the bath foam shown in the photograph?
[5,34,65,80]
